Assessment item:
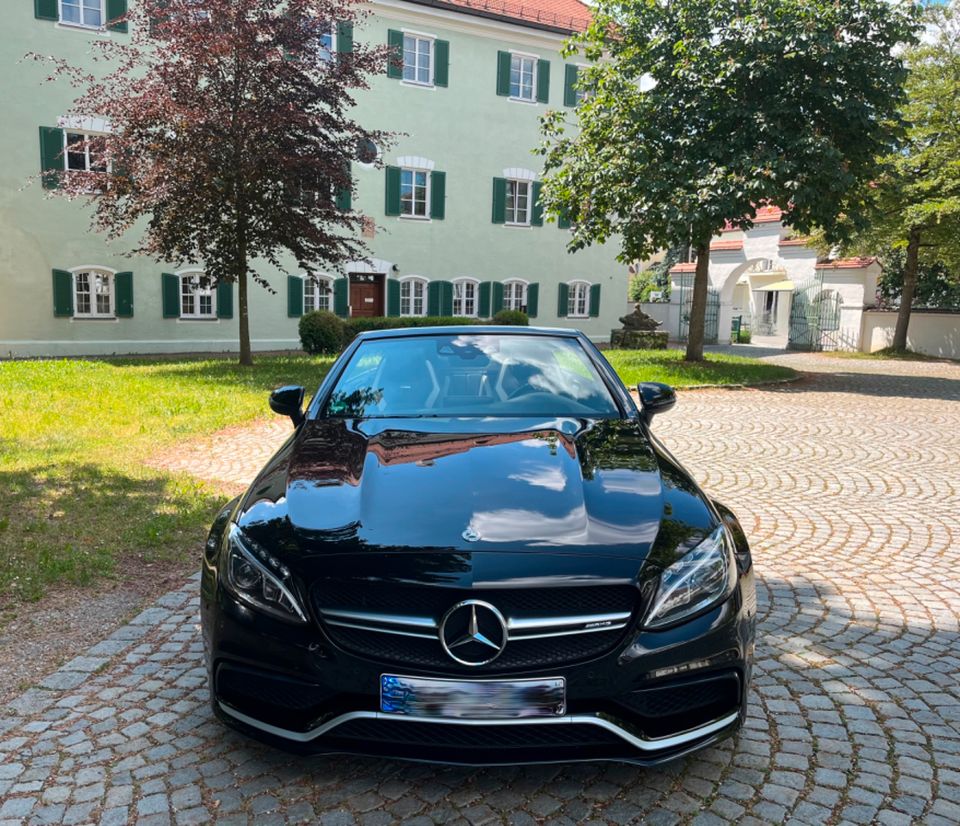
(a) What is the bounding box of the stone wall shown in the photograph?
[861,310,960,359]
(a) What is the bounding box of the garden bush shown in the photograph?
[299,310,345,355]
[340,316,480,346]
[492,309,529,326]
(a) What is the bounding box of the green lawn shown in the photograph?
[0,356,333,605]
[0,348,793,606]
[603,348,797,387]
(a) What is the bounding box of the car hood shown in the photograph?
[236,417,715,564]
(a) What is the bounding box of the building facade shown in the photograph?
[1,0,626,357]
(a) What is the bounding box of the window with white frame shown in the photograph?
[453,279,478,317]
[304,277,332,313]
[505,180,530,225]
[503,280,528,312]
[400,277,427,317]
[64,131,108,173]
[403,34,433,85]
[568,281,590,318]
[180,273,216,319]
[510,54,536,100]
[317,24,337,62]
[73,269,113,318]
[400,168,429,218]
[60,0,103,28]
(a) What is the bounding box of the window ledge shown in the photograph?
[398,216,432,223]
[508,97,539,105]
[177,318,221,323]
[55,21,111,36]
[504,223,533,229]
[70,316,119,322]
[400,80,436,90]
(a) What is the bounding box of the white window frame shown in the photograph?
[509,52,537,102]
[402,32,435,86]
[178,271,217,320]
[505,179,531,226]
[399,276,428,317]
[59,0,104,29]
[568,280,590,319]
[318,24,337,62]
[399,166,431,220]
[70,266,115,319]
[503,279,529,313]
[63,130,110,174]
[304,275,333,313]
[452,278,479,318]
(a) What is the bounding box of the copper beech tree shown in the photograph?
[34,0,391,365]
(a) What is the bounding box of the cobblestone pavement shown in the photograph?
[3,354,960,825]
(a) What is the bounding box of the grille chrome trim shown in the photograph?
[218,700,739,752]
[317,608,633,642]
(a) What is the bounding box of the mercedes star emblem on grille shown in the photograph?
[438,600,508,666]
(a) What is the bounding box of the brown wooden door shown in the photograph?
[349,274,384,317]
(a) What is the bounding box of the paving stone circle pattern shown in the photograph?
[2,353,959,825]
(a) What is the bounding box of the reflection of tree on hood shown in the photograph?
[576,421,657,481]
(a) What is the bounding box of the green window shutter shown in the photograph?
[115,271,134,317]
[387,279,401,317]
[531,181,544,227]
[335,164,352,211]
[557,283,569,318]
[536,59,550,103]
[427,281,442,316]
[217,280,234,319]
[440,281,454,316]
[589,283,601,317]
[526,283,539,318]
[52,269,73,317]
[496,51,512,96]
[563,64,579,107]
[39,126,63,190]
[430,170,446,220]
[434,39,449,87]
[557,207,571,230]
[478,282,491,318]
[491,281,505,314]
[35,0,58,21]
[387,29,404,79]
[336,21,353,54]
[333,277,349,317]
[385,166,401,216]
[161,273,179,318]
[287,275,304,317]
[106,0,128,33]
[491,177,506,224]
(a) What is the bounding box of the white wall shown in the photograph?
[861,311,960,359]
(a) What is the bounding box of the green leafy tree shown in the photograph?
[877,246,960,310]
[826,4,960,351]
[539,0,919,361]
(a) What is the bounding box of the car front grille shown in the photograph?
[311,581,639,672]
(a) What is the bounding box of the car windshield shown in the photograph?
[323,334,621,418]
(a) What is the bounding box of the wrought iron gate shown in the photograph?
[677,275,720,344]
[788,276,843,351]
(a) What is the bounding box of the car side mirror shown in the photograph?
[637,382,676,426]
[269,385,305,427]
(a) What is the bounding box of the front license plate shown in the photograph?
[380,674,566,719]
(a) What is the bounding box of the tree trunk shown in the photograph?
[892,228,921,353]
[684,241,711,362]
[236,227,253,366]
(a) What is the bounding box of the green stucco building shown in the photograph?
[1,0,627,357]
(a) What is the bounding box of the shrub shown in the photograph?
[299,310,345,355]
[492,309,529,326]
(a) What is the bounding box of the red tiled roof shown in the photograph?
[710,240,744,251]
[669,262,698,273]
[816,257,877,270]
[721,205,784,233]
[406,0,593,32]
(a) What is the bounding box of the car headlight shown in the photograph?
[224,523,308,623]
[644,526,737,629]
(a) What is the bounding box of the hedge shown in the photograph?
[340,316,482,345]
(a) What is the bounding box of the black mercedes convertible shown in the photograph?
[200,326,756,765]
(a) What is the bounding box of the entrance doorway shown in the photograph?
[349,273,384,317]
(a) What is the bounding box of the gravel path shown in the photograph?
[2,352,959,825]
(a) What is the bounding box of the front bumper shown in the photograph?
[201,564,756,765]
